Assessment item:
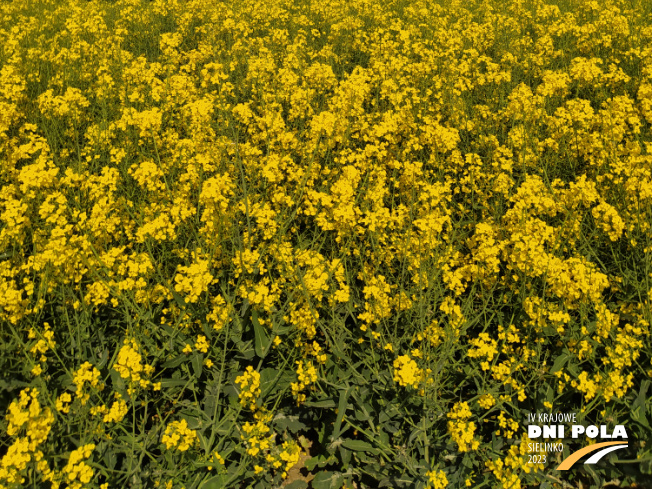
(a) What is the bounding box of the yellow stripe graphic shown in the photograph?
[556,441,628,470]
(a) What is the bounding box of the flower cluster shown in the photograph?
[393,355,425,389]
[1,388,55,487]
[235,366,261,411]
[290,360,318,405]
[162,420,198,452]
[72,362,104,405]
[61,444,95,489]
[112,338,158,393]
[447,402,480,452]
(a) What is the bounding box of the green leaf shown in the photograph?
[180,411,202,430]
[311,471,344,489]
[331,336,347,360]
[355,409,370,422]
[230,319,243,343]
[192,354,203,378]
[97,348,109,369]
[196,432,209,452]
[224,383,239,401]
[304,454,337,472]
[641,456,652,474]
[378,476,415,488]
[284,481,308,489]
[341,439,379,455]
[634,380,650,412]
[492,433,504,452]
[332,387,351,441]
[118,433,136,445]
[162,355,186,369]
[259,368,294,401]
[103,450,117,471]
[632,406,650,429]
[200,475,228,489]
[240,299,250,317]
[271,322,291,335]
[170,287,188,310]
[202,373,220,416]
[109,369,126,397]
[160,324,175,336]
[566,361,579,378]
[273,414,307,433]
[235,340,255,360]
[160,378,189,388]
[304,398,336,408]
[550,350,570,374]
[339,446,352,466]
[462,455,474,468]
[252,310,271,359]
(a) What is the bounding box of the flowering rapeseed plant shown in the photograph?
[0,0,651,487]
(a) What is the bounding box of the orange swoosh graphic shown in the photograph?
[556,441,628,470]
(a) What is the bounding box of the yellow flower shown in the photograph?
[212,452,225,466]
[62,444,95,489]
[162,420,197,452]
[426,470,448,489]
[467,333,499,369]
[194,335,209,353]
[291,360,318,404]
[174,252,213,303]
[393,355,424,388]
[447,402,480,452]
[103,394,128,423]
[478,393,496,410]
[72,362,104,405]
[235,366,261,410]
[113,339,155,389]
[56,392,72,413]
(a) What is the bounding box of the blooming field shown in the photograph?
[1,0,652,487]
